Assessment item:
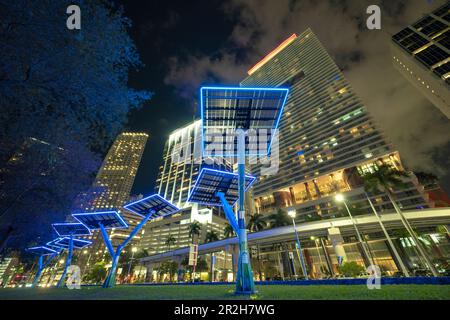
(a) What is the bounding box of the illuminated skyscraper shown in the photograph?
[75,132,148,270]
[155,120,203,208]
[241,29,431,218]
[139,120,229,256]
[392,2,450,119]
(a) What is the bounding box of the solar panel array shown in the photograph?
[72,211,128,230]
[201,87,289,157]
[51,223,91,237]
[188,168,256,207]
[123,194,180,219]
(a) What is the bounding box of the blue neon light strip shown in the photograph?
[123,194,180,219]
[55,237,92,249]
[27,246,58,256]
[187,168,256,207]
[72,211,129,231]
[200,86,289,158]
[51,222,92,237]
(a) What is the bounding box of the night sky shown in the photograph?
[122,0,450,195]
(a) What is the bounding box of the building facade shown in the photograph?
[391,2,450,119]
[73,132,149,275]
[240,29,431,220]
[139,120,229,257]
[155,120,203,209]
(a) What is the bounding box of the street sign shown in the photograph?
[188,244,198,266]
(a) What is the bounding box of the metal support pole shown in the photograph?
[102,212,153,288]
[31,252,59,288]
[235,129,255,294]
[127,249,136,283]
[342,200,374,267]
[365,193,410,277]
[387,192,439,277]
[291,218,308,279]
[32,255,44,288]
[57,235,74,288]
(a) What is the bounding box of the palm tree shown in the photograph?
[188,221,202,244]
[223,224,235,238]
[360,164,438,276]
[247,213,267,232]
[268,209,291,228]
[165,235,177,252]
[204,231,219,243]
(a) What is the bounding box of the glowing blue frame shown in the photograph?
[46,237,65,249]
[200,86,289,157]
[55,237,92,249]
[72,197,179,288]
[27,246,58,256]
[26,246,60,288]
[51,222,92,237]
[123,194,180,218]
[72,211,129,230]
[187,168,256,207]
[44,235,92,288]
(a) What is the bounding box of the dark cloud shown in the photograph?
[163,0,450,187]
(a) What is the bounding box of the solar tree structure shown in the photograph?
[50,223,92,288]
[73,195,179,288]
[196,86,289,294]
[26,246,60,287]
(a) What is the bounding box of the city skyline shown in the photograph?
[122,0,450,197]
[0,0,449,301]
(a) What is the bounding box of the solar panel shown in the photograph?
[54,237,92,249]
[72,211,129,230]
[188,168,256,207]
[200,87,289,157]
[27,246,58,256]
[51,223,91,237]
[46,238,64,249]
[123,194,180,219]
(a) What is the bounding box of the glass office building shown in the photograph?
[241,28,431,218]
[70,132,149,279]
[139,120,229,256]
[392,2,450,118]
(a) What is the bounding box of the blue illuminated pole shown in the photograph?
[57,234,73,288]
[235,129,255,294]
[32,252,59,288]
[101,212,153,288]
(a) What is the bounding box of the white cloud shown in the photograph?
[164,0,450,178]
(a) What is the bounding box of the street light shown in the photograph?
[127,247,138,283]
[310,236,324,278]
[287,208,308,280]
[335,194,374,267]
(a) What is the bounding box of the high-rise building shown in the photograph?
[74,132,148,271]
[241,29,431,218]
[391,2,450,119]
[155,120,203,209]
[139,120,229,256]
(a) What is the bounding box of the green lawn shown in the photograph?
[0,285,449,300]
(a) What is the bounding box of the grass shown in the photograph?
[0,284,449,300]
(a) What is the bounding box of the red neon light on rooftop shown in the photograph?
[247,33,298,76]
